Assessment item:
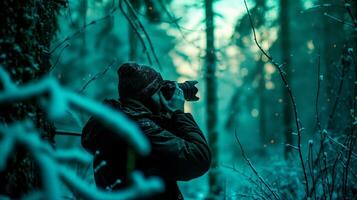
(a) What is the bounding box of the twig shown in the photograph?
[343,0,357,27]
[157,0,203,50]
[315,47,322,132]
[327,49,352,129]
[124,0,161,69]
[221,164,273,200]
[118,0,153,65]
[301,3,343,13]
[323,12,355,28]
[313,47,330,199]
[324,131,357,159]
[284,143,299,150]
[50,43,70,71]
[120,0,162,69]
[342,48,357,198]
[50,7,119,54]
[242,0,310,196]
[0,121,163,200]
[235,130,280,200]
[340,157,357,181]
[77,60,116,94]
[307,141,317,199]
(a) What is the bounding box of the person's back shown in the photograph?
[81,63,211,199]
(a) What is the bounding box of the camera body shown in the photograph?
[161,80,199,101]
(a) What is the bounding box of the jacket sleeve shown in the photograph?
[138,110,211,181]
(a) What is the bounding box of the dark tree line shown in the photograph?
[0,0,66,197]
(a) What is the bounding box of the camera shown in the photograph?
[161,80,199,101]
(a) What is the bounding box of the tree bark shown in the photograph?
[204,0,220,197]
[0,0,62,197]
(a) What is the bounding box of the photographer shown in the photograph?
[81,63,211,200]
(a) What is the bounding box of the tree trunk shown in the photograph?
[0,0,62,197]
[79,0,88,56]
[258,54,267,151]
[205,0,220,197]
[128,0,141,60]
[279,0,293,159]
[255,0,267,152]
[319,0,345,130]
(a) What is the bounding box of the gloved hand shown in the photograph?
[160,82,184,114]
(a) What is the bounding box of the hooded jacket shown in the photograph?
[81,99,211,200]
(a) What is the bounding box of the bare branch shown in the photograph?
[119,0,153,65]
[0,67,149,154]
[50,7,119,54]
[242,0,309,196]
[235,130,281,200]
[323,12,355,28]
[50,43,70,71]
[343,0,357,27]
[77,60,117,94]
[119,0,162,69]
[0,121,164,200]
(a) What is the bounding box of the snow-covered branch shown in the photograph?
[0,121,164,200]
[0,66,164,199]
[0,66,149,154]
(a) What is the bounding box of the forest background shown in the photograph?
[0,0,356,199]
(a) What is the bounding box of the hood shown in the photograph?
[81,98,152,155]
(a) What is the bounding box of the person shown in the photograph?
[81,63,211,200]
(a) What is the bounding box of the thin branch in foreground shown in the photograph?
[242,0,309,196]
[0,121,163,200]
[0,67,148,154]
[234,130,280,200]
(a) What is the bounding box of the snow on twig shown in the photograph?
[0,66,149,154]
[0,66,164,199]
[0,121,164,200]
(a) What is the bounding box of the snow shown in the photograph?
[0,67,164,199]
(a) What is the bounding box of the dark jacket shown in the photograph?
[81,99,211,200]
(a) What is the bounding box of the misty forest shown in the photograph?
[0,0,356,199]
